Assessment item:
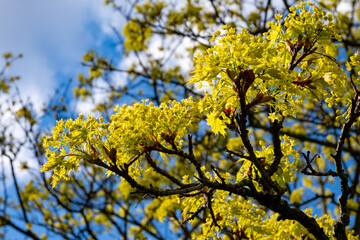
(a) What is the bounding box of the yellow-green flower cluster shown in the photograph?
[190,2,347,124]
[42,97,203,188]
[42,115,109,188]
[107,97,202,166]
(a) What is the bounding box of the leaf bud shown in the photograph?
[304,36,312,52]
[215,213,223,221]
[244,166,252,176]
[242,69,255,93]
[90,145,98,159]
[297,34,304,51]
[160,129,175,143]
[226,68,236,81]
[260,96,273,103]
[223,106,235,117]
[285,40,294,55]
[258,157,266,164]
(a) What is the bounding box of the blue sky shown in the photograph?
[0,0,123,108]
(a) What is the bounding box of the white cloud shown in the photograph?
[0,0,120,107]
[337,1,353,14]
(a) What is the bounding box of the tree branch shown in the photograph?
[332,93,360,239]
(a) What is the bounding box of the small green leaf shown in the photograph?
[207,112,227,136]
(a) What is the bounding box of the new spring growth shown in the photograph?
[227,67,255,96]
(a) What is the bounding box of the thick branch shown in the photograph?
[254,192,329,240]
[332,96,360,239]
[268,117,284,175]
[235,95,284,194]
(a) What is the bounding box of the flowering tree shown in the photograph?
[42,3,360,239]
